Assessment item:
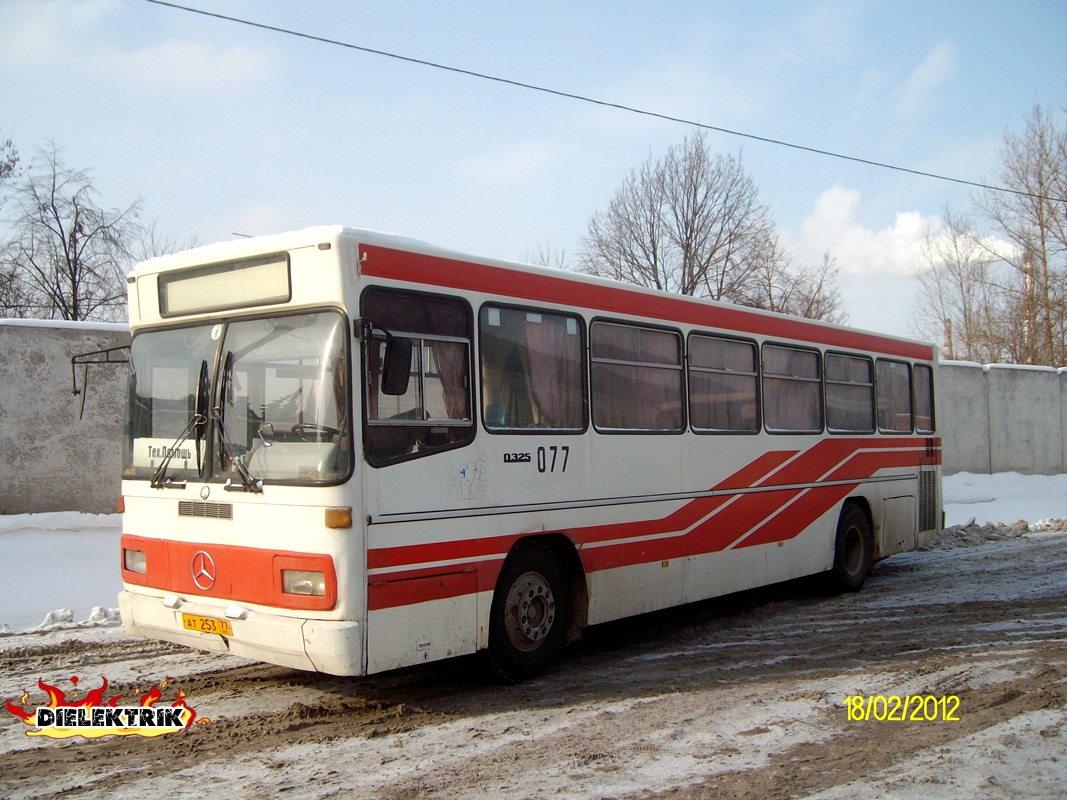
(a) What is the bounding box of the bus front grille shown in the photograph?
[178,501,233,520]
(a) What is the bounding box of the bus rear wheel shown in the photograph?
[828,504,874,593]
[488,542,569,682]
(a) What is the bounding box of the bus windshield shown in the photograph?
[124,310,351,485]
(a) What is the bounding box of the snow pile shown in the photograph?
[0,512,122,633]
[929,471,1067,550]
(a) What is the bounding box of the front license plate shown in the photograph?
[181,613,233,637]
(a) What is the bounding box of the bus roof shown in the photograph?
[131,226,936,361]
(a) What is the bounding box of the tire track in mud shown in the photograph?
[0,635,178,671]
[1,674,458,800]
[647,653,1067,800]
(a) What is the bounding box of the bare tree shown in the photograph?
[740,244,848,324]
[132,216,202,264]
[1,142,142,322]
[579,132,843,321]
[974,103,1067,365]
[910,103,1067,365]
[0,133,22,316]
[910,209,1009,361]
[525,239,568,270]
[580,134,775,300]
[0,133,17,195]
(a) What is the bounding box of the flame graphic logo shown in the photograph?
[4,675,209,740]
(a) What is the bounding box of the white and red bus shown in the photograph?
[118,226,941,680]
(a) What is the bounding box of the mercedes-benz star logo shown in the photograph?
[191,551,216,591]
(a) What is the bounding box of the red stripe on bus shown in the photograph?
[365,448,798,571]
[359,244,936,361]
[365,440,935,609]
[734,483,859,550]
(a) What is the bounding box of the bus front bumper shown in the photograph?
[118,589,364,676]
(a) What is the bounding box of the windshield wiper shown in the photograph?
[150,412,206,489]
[215,351,265,493]
[150,360,209,489]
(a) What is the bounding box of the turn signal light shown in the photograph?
[325,507,352,529]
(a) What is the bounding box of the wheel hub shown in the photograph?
[505,571,556,652]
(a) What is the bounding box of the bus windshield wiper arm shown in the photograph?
[213,406,264,493]
[215,350,264,494]
[150,412,206,489]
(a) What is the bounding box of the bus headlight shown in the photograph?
[124,548,147,574]
[282,570,326,597]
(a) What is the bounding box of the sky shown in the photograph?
[2,0,1065,339]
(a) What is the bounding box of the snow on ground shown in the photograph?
[0,512,121,632]
[943,471,1067,528]
[1,472,1066,633]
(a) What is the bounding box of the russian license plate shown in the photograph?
[181,613,233,637]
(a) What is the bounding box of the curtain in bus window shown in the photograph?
[480,306,583,430]
[591,323,682,431]
[913,364,934,433]
[825,354,875,433]
[763,346,821,433]
[524,314,583,428]
[427,339,470,422]
[877,359,913,433]
[688,336,758,432]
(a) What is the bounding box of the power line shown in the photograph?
[143,0,1063,206]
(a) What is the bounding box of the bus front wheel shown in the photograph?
[828,504,874,593]
[487,542,569,682]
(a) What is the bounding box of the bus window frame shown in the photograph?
[477,302,589,435]
[913,363,936,435]
[761,342,825,435]
[823,351,876,435]
[686,331,761,435]
[876,357,914,435]
[359,286,476,468]
[589,317,687,435]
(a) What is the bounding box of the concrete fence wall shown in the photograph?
[1,322,1065,513]
[938,361,1067,475]
[0,320,130,514]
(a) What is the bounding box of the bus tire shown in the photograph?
[828,504,873,593]
[487,541,569,682]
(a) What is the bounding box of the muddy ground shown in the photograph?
[2,525,1065,799]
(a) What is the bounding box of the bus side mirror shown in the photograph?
[381,338,413,396]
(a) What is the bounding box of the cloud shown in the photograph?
[0,0,271,91]
[457,141,571,187]
[892,40,957,119]
[794,185,937,277]
[116,40,270,91]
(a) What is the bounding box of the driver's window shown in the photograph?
[362,288,474,465]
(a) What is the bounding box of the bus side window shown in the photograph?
[361,288,474,465]
[876,359,913,433]
[590,321,684,432]
[913,364,935,434]
[479,305,585,432]
[825,353,875,434]
[688,334,759,433]
[763,345,822,433]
